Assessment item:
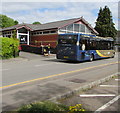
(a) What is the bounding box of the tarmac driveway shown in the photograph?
[2,51,56,63]
[19,51,47,60]
[20,51,56,60]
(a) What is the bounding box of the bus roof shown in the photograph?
[59,33,114,41]
[59,33,96,37]
[95,36,114,41]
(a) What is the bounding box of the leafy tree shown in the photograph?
[32,21,41,24]
[12,30,17,39]
[0,14,19,28]
[94,6,117,39]
[14,20,19,25]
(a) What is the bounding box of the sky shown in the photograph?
[1,0,119,29]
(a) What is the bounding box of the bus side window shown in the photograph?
[111,42,113,49]
[81,39,88,50]
[89,40,92,50]
[96,41,100,50]
[99,41,102,50]
[108,41,113,50]
[86,39,90,50]
[90,40,94,50]
[79,39,82,50]
[93,41,96,50]
[79,39,86,50]
[85,39,88,50]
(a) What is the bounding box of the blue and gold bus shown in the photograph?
[56,33,115,61]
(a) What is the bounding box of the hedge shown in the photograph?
[0,37,20,59]
[17,101,86,113]
[17,101,68,113]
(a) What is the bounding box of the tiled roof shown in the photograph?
[1,17,98,34]
[32,17,81,30]
[1,24,33,31]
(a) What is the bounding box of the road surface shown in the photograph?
[1,52,119,112]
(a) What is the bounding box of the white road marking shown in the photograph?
[100,85,119,87]
[94,95,120,113]
[80,94,116,97]
[115,79,120,81]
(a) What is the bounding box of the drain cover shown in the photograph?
[69,78,86,83]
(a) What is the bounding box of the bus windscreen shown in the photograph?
[58,35,77,44]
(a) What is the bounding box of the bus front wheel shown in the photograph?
[90,54,94,62]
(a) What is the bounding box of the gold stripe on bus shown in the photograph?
[96,50,109,57]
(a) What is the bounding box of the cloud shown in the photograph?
[1,2,118,29]
[1,0,120,2]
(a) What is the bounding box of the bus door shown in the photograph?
[79,37,90,60]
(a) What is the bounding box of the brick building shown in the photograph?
[1,17,98,48]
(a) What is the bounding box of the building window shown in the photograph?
[80,24,85,32]
[37,32,39,34]
[43,31,49,34]
[34,32,36,35]
[39,32,42,34]
[67,24,73,32]
[85,27,91,33]
[60,26,66,31]
[74,24,79,32]
[8,35,11,38]
[18,28,28,33]
[50,30,56,33]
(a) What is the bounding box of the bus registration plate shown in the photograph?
[64,56,69,58]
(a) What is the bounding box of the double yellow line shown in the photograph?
[0,61,119,89]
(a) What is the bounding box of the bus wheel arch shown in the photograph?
[90,54,94,62]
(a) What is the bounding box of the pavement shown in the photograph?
[58,74,119,112]
[2,51,56,63]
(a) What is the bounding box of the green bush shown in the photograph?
[17,101,68,113]
[0,37,19,59]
